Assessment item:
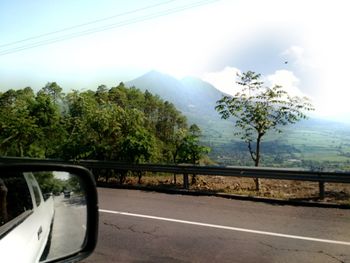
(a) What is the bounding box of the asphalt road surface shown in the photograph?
[46,194,87,260]
[83,188,350,263]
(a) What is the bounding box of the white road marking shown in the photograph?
[100,209,350,246]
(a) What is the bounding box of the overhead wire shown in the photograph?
[0,0,219,56]
[0,0,177,48]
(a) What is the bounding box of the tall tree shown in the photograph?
[178,124,210,165]
[178,124,211,184]
[215,71,314,191]
[0,83,197,176]
[30,87,65,157]
[0,89,40,157]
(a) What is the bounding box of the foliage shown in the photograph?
[66,175,83,194]
[34,172,65,196]
[215,71,314,190]
[178,124,211,164]
[0,82,211,183]
[177,124,211,185]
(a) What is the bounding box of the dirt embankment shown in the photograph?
[100,173,350,205]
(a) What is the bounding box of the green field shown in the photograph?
[202,119,350,171]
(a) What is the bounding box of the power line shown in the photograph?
[0,0,177,48]
[0,0,217,55]
[0,0,219,56]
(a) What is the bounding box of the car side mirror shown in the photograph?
[0,163,98,263]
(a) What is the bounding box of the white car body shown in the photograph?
[0,173,54,263]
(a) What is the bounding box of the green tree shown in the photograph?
[178,124,211,184]
[34,172,65,197]
[40,82,64,103]
[108,83,128,108]
[0,88,40,157]
[0,82,199,185]
[30,87,66,157]
[61,90,123,160]
[60,90,98,159]
[178,125,210,164]
[156,101,187,162]
[215,71,314,190]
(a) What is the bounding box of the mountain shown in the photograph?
[126,70,350,168]
[126,70,190,109]
[126,70,231,136]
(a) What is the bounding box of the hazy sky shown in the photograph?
[1,0,350,122]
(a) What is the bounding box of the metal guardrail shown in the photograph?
[1,157,350,198]
[1,157,349,183]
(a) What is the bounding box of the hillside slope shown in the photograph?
[126,70,231,137]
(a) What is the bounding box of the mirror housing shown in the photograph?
[0,163,98,263]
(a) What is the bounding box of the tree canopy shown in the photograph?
[215,71,314,190]
[0,83,210,170]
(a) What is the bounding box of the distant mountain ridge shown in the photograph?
[126,70,223,111]
[125,70,350,144]
[126,70,350,168]
[126,70,230,135]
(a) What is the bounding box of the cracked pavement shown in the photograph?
[82,188,350,263]
[259,241,348,263]
[103,221,162,239]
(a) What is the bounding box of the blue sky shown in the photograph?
[1,0,350,122]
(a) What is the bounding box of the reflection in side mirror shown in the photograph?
[0,164,98,263]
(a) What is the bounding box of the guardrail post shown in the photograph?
[319,182,325,199]
[183,173,189,189]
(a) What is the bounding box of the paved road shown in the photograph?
[83,188,350,263]
[46,194,87,260]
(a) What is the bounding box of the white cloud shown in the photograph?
[281,45,319,70]
[266,70,305,97]
[201,67,242,95]
[202,67,306,99]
